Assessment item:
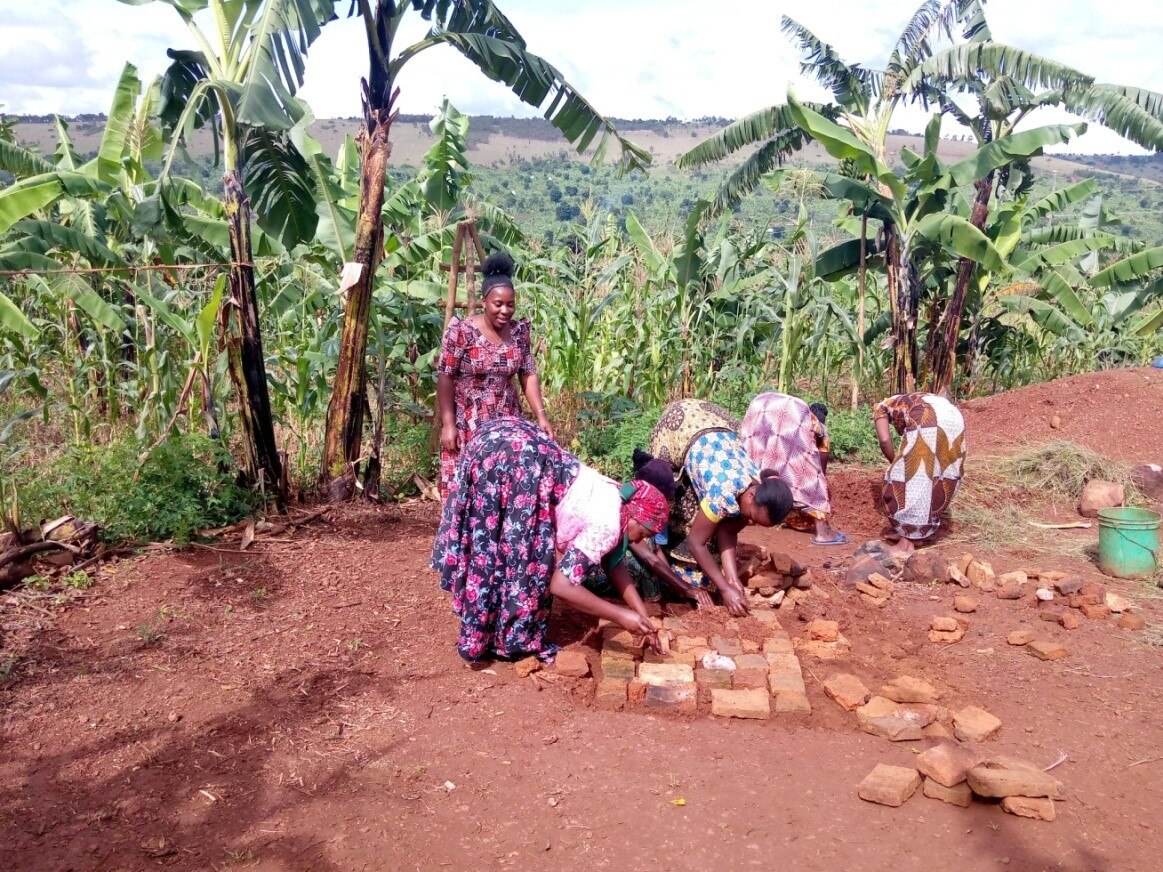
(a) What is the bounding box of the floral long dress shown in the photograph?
[741,392,832,521]
[437,316,536,497]
[432,417,628,662]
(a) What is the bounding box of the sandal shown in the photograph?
[811,532,850,546]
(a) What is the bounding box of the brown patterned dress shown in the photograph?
[874,393,967,541]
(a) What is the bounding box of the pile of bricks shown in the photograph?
[594,617,811,720]
[738,543,813,610]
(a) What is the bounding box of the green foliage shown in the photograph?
[11,432,256,545]
[63,570,93,589]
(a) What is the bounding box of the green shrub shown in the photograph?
[12,432,257,545]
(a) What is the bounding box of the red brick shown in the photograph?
[553,650,590,678]
[1001,796,1057,821]
[808,619,840,642]
[1007,630,1035,646]
[823,673,871,711]
[952,706,1001,742]
[916,742,984,788]
[858,764,921,807]
[880,675,940,704]
[1080,602,1111,620]
[644,682,697,713]
[694,668,732,689]
[775,691,812,714]
[1119,613,1145,630]
[922,778,973,807]
[1059,611,1082,630]
[1027,639,1069,661]
[710,688,770,720]
[600,654,636,682]
[968,759,1064,799]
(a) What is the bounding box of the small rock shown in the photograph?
[928,628,965,644]
[856,581,889,599]
[808,619,840,642]
[998,571,1029,587]
[861,593,890,608]
[905,550,950,584]
[701,652,736,671]
[1007,630,1036,646]
[554,650,590,678]
[948,566,971,588]
[917,742,984,788]
[967,560,996,590]
[514,657,541,677]
[931,616,960,632]
[1059,611,1082,630]
[1035,588,1055,602]
[823,673,871,711]
[880,675,940,705]
[1027,639,1069,661]
[1105,592,1132,613]
[858,764,921,807]
[996,583,1024,600]
[1130,462,1163,501]
[1119,613,1145,630]
[1080,602,1112,620]
[1053,577,1083,596]
[922,722,952,739]
[1079,480,1125,518]
[1001,795,1057,821]
[710,688,770,720]
[1050,414,1061,429]
[846,555,890,587]
[953,705,1001,742]
[1080,581,1108,600]
[167,712,180,723]
[923,778,973,808]
[1039,608,1065,623]
[628,678,648,701]
[953,595,977,613]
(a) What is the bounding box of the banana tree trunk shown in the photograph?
[884,226,917,394]
[222,170,284,505]
[319,100,395,495]
[924,172,994,396]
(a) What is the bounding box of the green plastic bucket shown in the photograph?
[1097,507,1161,578]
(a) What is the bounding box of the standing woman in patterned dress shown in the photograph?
[436,251,553,498]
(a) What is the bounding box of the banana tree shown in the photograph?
[319,0,653,493]
[118,0,335,503]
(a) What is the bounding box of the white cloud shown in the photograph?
[2,0,1160,154]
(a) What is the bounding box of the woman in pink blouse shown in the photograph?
[436,251,553,497]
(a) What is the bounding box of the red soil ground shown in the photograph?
[1,368,1161,871]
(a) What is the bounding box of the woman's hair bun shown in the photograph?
[483,251,515,279]
[632,448,653,471]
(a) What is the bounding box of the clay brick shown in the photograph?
[661,617,689,632]
[957,553,975,575]
[861,593,890,608]
[858,764,921,807]
[644,682,696,713]
[711,635,744,657]
[861,714,925,742]
[554,650,590,678]
[1053,577,1083,596]
[642,649,697,666]
[1080,581,1107,600]
[1119,613,1145,630]
[752,610,782,626]
[1028,639,1069,661]
[601,627,643,657]
[922,778,973,808]
[600,654,636,682]
[968,759,1064,799]
[674,635,708,653]
[953,706,1001,742]
[732,667,769,690]
[823,673,871,711]
[775,691,812,713]
[855,695,899,721]
[637,662,695,686]
[734,653,768,669]
[808,619,840,642]
[1106,592,1132,613]
[768,668,806,695]
[1059,611,1082,630]
[1007,629,1035,646]
[922,722,952,739]
[710,688,770,720]
[916,742,984,788]
[855,581,889,599]
[694,668,733,689]
[628,679,647,701]
[868,573,895,593]
[762,633,794,654]
[953,595,977,613]
[1001,796,1057,821]
[742,640,760,654]
[880,676,940,704]
[595,678,627,705]
[1080,602,1111,620]
[998,570,1028,587]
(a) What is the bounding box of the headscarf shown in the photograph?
[620,479,669,534]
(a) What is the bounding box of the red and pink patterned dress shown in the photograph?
[438,316,537,496]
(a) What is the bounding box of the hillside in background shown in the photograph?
[12,114,1162,245]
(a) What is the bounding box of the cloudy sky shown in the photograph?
[4,0,1161,154]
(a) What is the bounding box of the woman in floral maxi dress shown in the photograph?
[431,418,669,662]
[436,251,552,498]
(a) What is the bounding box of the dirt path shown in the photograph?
[1,369,1161,871]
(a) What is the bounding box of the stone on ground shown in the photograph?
[554,650,590,678]
[1053,577,1083,596]
[857,764,921,807]
[1080,602,1112,619]
[514,657,541,677]
[1007,629,1036,646]
[1059,611,1082,630]
[1130,462,1163,500]
[847,554,890,587]
[904,550,949,583]
[923,778,973,808]
[880,675,940,704]
[953,706,1001,742]
[1105,592,1132,613]
[1079,480,1125,518]
[808,619,840,642]
[953,595,977,613]
[1028,639,1069,661]
[710,688,770,720]
[916,742,984,788]
[1001,796,1057,821]
[967,560,996,590]
[931,616,960,632]
[823,673,871,711]
[1119,613,1145,630]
